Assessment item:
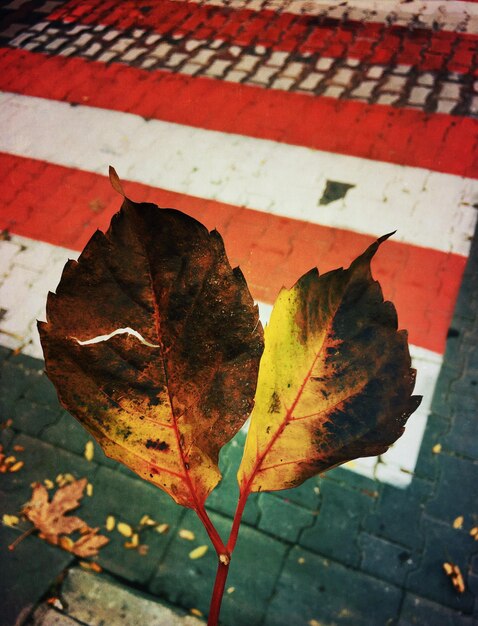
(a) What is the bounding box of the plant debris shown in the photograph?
[21,478,109,558]
[443,562,465,593]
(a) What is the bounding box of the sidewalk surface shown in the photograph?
[1,0,478,624]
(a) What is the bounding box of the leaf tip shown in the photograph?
[109,166,126,197]
[378,230,396,244]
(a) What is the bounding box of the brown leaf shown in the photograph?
[238,234,421,493]
[443,562,465,593]
[23,479,87,543]
[69,527,109,558]
[39,185,263,508]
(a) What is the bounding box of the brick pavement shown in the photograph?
[1,0,478,624]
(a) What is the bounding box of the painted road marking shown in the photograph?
[1,92,476,258]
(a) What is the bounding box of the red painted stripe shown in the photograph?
[47,0,478,73]
[1,153,466,354]
[1,48,477,179]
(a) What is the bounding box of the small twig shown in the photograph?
[8,525,36,551]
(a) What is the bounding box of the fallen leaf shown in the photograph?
[238,234,421,494]
[453,516,464,529]
[155,523,169,534]
[70,527,109,557]
[138,544,149,556]
[443,562,465,593]
[38,173,264,509]
[179,529,195,541]
[117,522,133,538]
[8,461,23,472]
[298,557,306,564]
[190,608,203,617]
[105,515,116,531]
[140,514,156,526]
[84,441,94,462]
[189,544,208,559]
[13,445,25,452]
[2,514,19,527]
[59,536,75,551]
[22,478,109,556]
[124,532,140,549]
[47,597,64,610]
[44,479,54,489]
[227,586,235,594]
[470,527,478,540]
[309,620,321,626]
[80,560,103,573]
[23,479,87,543]
[86,483,93,497]
[432,443,442,454]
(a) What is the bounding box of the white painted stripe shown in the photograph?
[172,0,478,32]
[1,92,476,256]
[0,233,442,487]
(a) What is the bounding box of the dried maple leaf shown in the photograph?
[23,479,87,543]
[22,478,109,557]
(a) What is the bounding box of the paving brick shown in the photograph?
[225,69,247,82]
[257,494,316,542]
[264,546,402,626]
[351,80,376,99]
[266,50,289,67]
[78,465,184,585]
[1,433,98,499]
[436,100,457,114]
[271,77,295,90]
[205,59,231,77]
[379,75,408,92]
[56,567,202,626]
[322,85,345,98]
[298,72,321,90]
[413,413,450,481]
[121,47,147,62]
[0,354,43,419]
[407,516,478,612]
[150,509,287,625]
[0,494,73,626]
[190,48,215,65]
[166,53,188,68]
[281,61,303,79]
[430,364,460,420]
[359,533,417,586]
[440,82,462,100]
[367,65,384,79]
[206,433,260,526]
[446,402,478,460]
[234,54,259,72]
[399,593,474,625]
[409,86,432,106]
[251,65,278,84]
[365,477,432,549]
[300,480,374,567]
[10,397,62,437]
[426,453,478,526]
[331,67,355,86]
[316,56,334,71]
[30,605,80,625]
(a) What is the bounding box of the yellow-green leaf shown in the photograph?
[237,234,421,494]
[189,544,208,559]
